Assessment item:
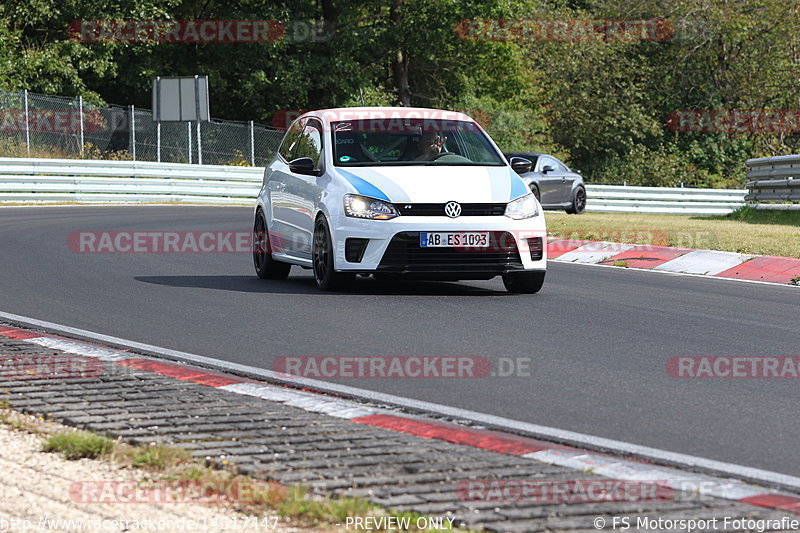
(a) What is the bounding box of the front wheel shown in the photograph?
[502,271,546,294]
[253,211,291,279]
[566,186,586,214]
[312,217,354,291]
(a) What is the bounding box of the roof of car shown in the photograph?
[505,152,544,157]
[302,107,477,124]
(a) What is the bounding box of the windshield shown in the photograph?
[331,119,505,167]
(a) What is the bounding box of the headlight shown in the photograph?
[504,193,539,219]
[344,194,399,220]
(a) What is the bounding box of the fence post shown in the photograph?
[78,96,85,158]
[22,90,30,155]
[156,122,161,163]
[129,105,136,161]
[196,122,202,165]
[249,120,255,166]
[194,74,203,165]
[187,122,192,165]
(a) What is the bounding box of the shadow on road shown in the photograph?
[134,275,509,296]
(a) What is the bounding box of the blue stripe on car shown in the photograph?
[337,169,392,202]
[510,173,528,200]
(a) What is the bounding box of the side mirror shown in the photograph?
[289,157,320,176]
[542,165,555,174]
[509,156,532,174]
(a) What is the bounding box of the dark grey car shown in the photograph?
[504,152,587,214]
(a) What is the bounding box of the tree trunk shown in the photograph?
[393,50,411,106]
[391,0,411,106]
[321,0,337,26]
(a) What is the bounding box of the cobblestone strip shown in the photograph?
[1,330,799,532]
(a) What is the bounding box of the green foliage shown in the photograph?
[456,93,559,155]
[131,443,191,469]
[43,431,114,460]
[1,0,800,187]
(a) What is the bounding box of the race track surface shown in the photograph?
[1,206,797,475]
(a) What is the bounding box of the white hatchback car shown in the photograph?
[253,108,547,293]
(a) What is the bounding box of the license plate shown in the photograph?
[419,232,490,248]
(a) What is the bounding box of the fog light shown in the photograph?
[527,237,543,261]
[345,238,369,262]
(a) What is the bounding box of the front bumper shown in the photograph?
[331,215,547,276]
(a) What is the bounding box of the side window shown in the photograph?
[555,159,568,172]
[278,119,305,162]
[293,121,323,167]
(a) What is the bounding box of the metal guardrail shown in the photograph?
[0,157,748,214]
[0,158,262,204]
[586,184,745,215]
[745,155,800,209]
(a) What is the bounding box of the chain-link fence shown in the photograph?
[0,89,284,166]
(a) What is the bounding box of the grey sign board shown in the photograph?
[152,75,210,122]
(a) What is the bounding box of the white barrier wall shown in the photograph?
[0,158,748,214]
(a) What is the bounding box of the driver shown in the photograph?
[412,131,448,161]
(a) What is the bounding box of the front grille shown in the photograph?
[394,203,506,216]
[378,232,523,274]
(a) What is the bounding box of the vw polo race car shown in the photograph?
[252,108,547,293]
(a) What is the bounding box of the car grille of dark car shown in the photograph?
[377,232,523,273]
[393,203,506,216]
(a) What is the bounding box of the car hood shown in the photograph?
[333,166,528,204]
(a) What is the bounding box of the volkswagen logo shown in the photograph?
[444,201,462,218]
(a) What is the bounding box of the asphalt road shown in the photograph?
[1,206,798,475]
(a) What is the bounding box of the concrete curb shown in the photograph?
[548,239,800,285]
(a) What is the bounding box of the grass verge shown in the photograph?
[546,207,800,258]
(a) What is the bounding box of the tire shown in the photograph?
[529,183,541,202]
[253,210,291,280]
[502,271,546,294]
[566,185,586,214]
[312,217,354,291]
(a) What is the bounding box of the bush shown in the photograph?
[591,144,742,188]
